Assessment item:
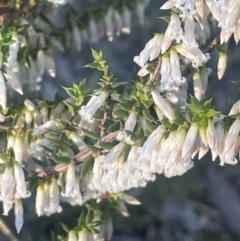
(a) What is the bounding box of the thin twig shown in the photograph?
[148,57,162,86]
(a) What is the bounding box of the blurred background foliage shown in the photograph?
[2,0,240,240]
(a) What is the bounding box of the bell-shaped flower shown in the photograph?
[49,177,62,213]
[79,91,109,123]
[68,230,78,241]
[13,135,24,164]
[1,167,15,203]
[14,162,31,199]
[229,100,240,116]
[35,185,45,216]
[218,53,227,80]
[24,99,35,111]
[151,90,175,120]
[4,67,23,95]
[14,199,24,233]
[32,120,58,136]
[182,123,199,158]
[62,162,76,197]
[78,230,88,241]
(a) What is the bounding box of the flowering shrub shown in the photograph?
[0,0,240,240]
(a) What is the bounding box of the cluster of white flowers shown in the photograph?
[85,91,240,195]
[0,162,31,233]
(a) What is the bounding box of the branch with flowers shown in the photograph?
[1,0,240,240]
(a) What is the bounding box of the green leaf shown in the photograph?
[192,114,202,123]
[161,118,170,127]
[81,128,100,140]
[191,96,202,106]
[59,173,66,192]
[188,104,203,113]
[122,144,131,162]
[107,122,120,133]
[203,100,212,109]
[78,212,85,226]
[28,178,38,191]
[32,158,48,168]
[87,145,99,154]
[174,117,185,125]
[80,155,94,178]
[200,116,208,128]
[112,82,127,88]
[158,16,170,22]
[85,62,102,69]
[52,156,71,164]
[113,110,128,118]
[86,209,92,225]
[100,142,116,150]
[142,109,155,122]
[231,80,240,89]
[91,48,101,61]
[169,123,178,131]
[118,102,133,111]
[205,109,220,118]
[61,223,71,233]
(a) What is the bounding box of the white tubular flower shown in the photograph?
[4,67,23,95]
[36,185,44,216]
[68,231,78,241]
[162,15,182,53]
[218,53,227,80]
[7,135,15,149]
[122,6,131,34]
[105,142,125,165]
[182,17,198,48]
[160,54,171,91]
[182,123,199,158]
[37,50,45,76]
[206,120,216,150]
[14,162,31,199]
[14,199,24,234]
[32,120,58,136]
[44,53,56,78]
[7,33,19,67]
[104,218,113,241]
[193,71,203,101]
[3,200,14,216]
[13,135,24,164]
[118,200,129,217]
[0,70,7,109]
[160,0,174,9]
[123,194,141,205]
[151,90,175,120]
[124,112,137,132]
[62,162,76,197]
[78,230,88,241]
[136,1,145,24]
[73,24,82,51]
[1,167,15,203]
[24,99,35,111]
[224,118,240,154]
[133,34,163,67]
[49,177,61,213]
[79,91,109,123]
[229,100,240,116]
[170,49,182,85]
